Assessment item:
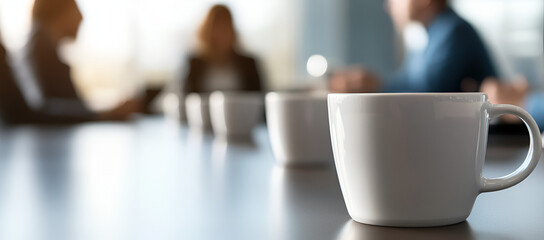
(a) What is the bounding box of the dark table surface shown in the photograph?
[0,117,542,240]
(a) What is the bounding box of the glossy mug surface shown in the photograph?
[266,92,333,167]
[328,93,542,227]
[209,91,263,136]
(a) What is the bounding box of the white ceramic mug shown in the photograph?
[185,93,212,131]
[266,92,333,166]
[209,91,263,136]
[328,93,542,227]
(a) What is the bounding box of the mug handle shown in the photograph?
[480,104,542,192]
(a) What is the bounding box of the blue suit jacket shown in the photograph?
[526,94,544,131]
[386,7,497,92]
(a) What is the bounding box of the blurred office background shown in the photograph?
[0,0,542,110]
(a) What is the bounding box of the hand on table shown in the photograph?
[98,99,143,121]
[480,76,529,123]
[329,67,381,93]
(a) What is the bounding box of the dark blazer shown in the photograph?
[27,27,85,101]
[22,26,93,123]
[183,52,263,94]
[0,43,34,124]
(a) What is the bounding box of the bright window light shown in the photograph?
[306,54,328,77]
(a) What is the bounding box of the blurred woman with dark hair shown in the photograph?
[183,4,263,94]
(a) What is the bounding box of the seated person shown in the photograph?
[183,4,263,94]
[6,0,139,124]
[481,77,544,131]
[330,0,496,93]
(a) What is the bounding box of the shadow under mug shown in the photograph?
[328,93,542,227]
[336,220,476,240]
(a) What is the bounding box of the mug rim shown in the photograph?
[328,92,486,97]
[328,92,488,103]
[210,91,264,104]
[211,90,262,98]
[266,91,329,101]
[210,90,263,96]
[186,92,211,99]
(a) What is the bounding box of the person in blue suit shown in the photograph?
[329,0,497,93]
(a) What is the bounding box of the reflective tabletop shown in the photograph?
[0,117,542,240]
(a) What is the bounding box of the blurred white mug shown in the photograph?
[185,93,212,131]
[328,93,542,227]
[209,91,263,136]
[266,91,333,167]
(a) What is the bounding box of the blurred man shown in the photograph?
[330,0,497,93]
[8,0,140,123]
[26,0,94,121]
